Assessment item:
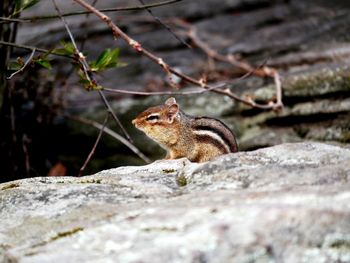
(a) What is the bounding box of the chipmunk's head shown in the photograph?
[132,97,180,146]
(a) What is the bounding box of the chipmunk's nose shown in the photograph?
[132,118,138,127]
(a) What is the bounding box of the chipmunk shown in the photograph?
[132,97,238,162]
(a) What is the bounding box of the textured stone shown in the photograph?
[1,142,350,262]
[9,0,350,176]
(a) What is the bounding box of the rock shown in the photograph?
[1,142,350,262]
[8,0,350,178]
[239,113,350,150]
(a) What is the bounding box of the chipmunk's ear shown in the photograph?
[166,101,179,123]
[165,97,177,106]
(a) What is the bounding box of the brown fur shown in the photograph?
[132,98,238,162]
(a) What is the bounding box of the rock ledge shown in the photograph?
[1,142,350,263]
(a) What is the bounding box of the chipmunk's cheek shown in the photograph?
[149,126,163,140]
[143,126,155,136]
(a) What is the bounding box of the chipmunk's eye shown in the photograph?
[146,115,159,122]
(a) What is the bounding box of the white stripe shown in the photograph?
[193,130,230,153]
[147,113,160,117]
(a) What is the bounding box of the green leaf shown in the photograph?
[34,58,52,69]
[90,48,122,72]
[13,0,41,16]
[22,0,40,9]
[52,41,76,56]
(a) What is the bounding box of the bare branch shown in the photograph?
[52,0,79,53]
[0,0,183,23]
[73,0,283,111]
[187,27,284,109]
[0,40,70,57]
[97,90,133,142]
[52,0,133,141]
[103,59,266,96]
[187,28,255,74]
[7,48,36,79]
[78,114,108,177]
[273,71,283,108]
[103,87,209,96]
[68,115,151,164]
[79,0,98,51]
[138,0,191,48]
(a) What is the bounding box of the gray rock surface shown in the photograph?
[1,142,350,262]
[9,0,350,173]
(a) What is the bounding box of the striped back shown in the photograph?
[191,116,238,153]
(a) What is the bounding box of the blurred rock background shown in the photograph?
[3,0,350,179]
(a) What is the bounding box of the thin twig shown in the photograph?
[52,1,79,51]
[103,55,266,96]
[0,0,182,23]
[79,0,98,51]
[273,71,282,105]
[0,17,24,23]
[97,89,132,142]
[100,14,281,108]
[78,114,108,177]
[7,48,36,79]
[52,0,132,141]
[102,69,261,96]
[68,115,151,163]
[73,0,283,110]
[103,87,208,96]
[138,0,191,48]
[186,27,283,109]
[188,27,275,79]
[0,40,70,57]
[51,0,91,82]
